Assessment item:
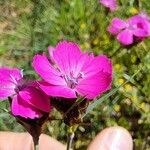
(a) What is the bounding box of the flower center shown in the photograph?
[137,22,144,29]
[14,79,27,93]
[127,24,136,30]
[64,72,84,89]
[128,22,144,31]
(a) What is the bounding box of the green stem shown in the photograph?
[67,132,75,150]
[34,144,39,150]
[109,45,121,58]
[33,136,39,150]
[66,125,78,150]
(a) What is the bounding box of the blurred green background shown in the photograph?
[0,0,150,149]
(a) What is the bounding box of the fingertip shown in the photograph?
[88,126,133,150]
[39,134,66,150]
[0,132,33,150]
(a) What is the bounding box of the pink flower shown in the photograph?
[108,14,150,45]
[32,41,112,99]
[99,0,117,11]
[0,67,50,119]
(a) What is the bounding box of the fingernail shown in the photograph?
[88,126,133,150]
[103,127,133,150]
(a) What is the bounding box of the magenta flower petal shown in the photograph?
[78,53,94,73]
[108,18,127,35]
[100,0,117,11]
[32,54,66,85]
[96,55,112,74]
[33,41,112,100]
[18,87,50,112]
[108,13,150,45]
[0,88,15,99]
[0,67,22,82]
[53,41,82,75]
[117,29,133,45]
[108,25,120,35]
[48,46,55,62]
[139,12,150,35]
[0,67,22,99]
[133,28,149,37]
[77,55,112,99]
[76,71,112,99]
[38,82,77,98]
[128,15,150,37]
[112,18,127,29]
[128,15,144,25]
[0,66,51,119]
[82,55,112,77]
[111,18,127,29]
[0,79,15,99]
[11,95,42,119]
[73,52,91,77]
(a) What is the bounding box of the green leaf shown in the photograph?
[72,0,84,20]
[0,108,9,113]
[0,46,6,55]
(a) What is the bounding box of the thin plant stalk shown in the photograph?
[34,143,39,150]
[32,135,39,150]
[67,132,75,150]
[66,125,78,150]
